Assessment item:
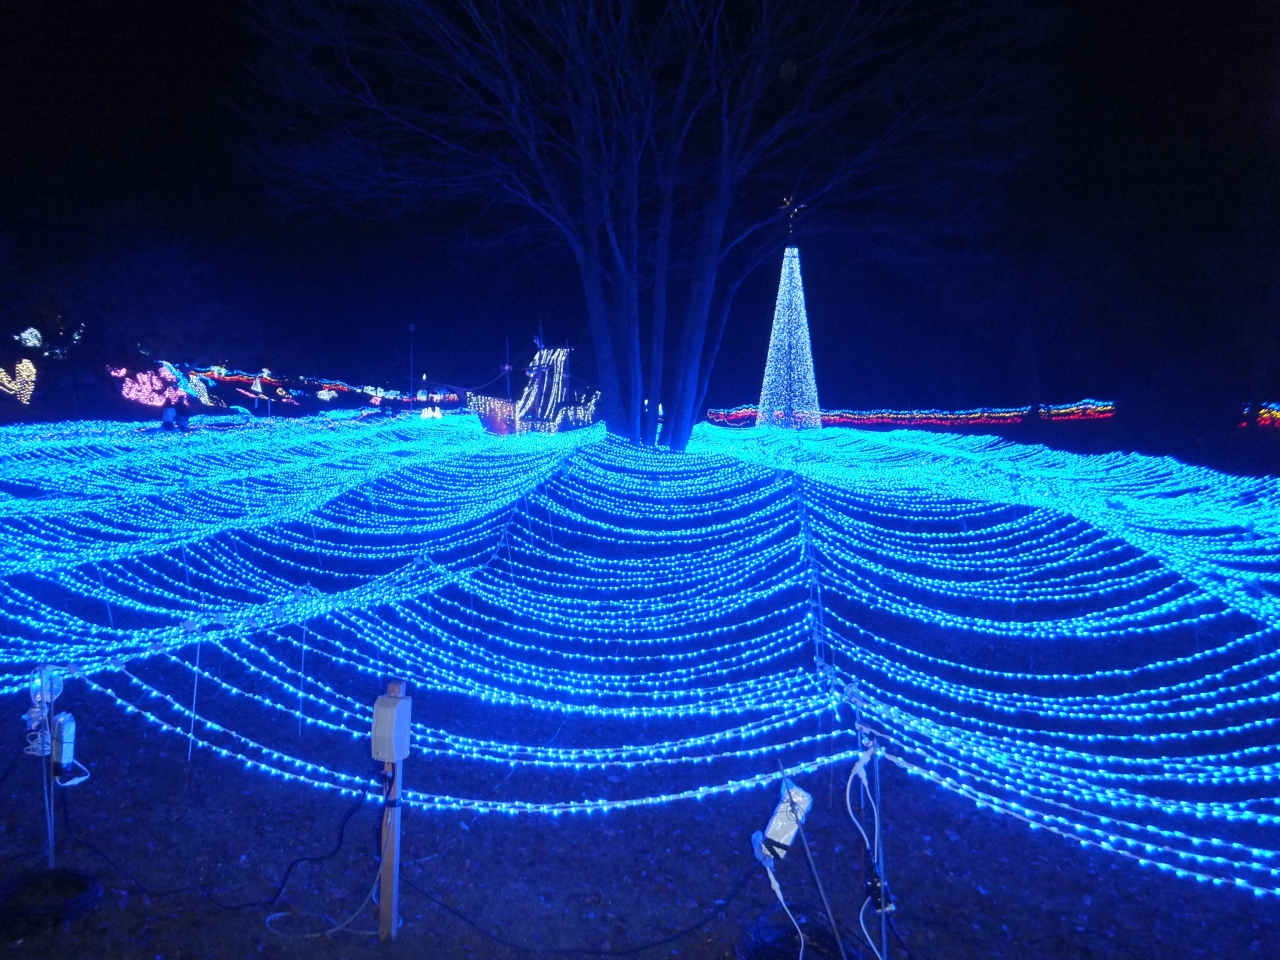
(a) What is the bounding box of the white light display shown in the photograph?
[757,247,821,430]
[470,345,598,435]
[0,413,1277,896]
[516,346,569,422]
[14,327,42,349]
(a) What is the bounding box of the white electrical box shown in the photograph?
[763,778,812,856]
[51,711,75,772]
[372,693,412,761]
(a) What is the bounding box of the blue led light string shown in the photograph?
[0,413,1277,894]
[132,647,840,771]
[834,625,1280,722]
[693,426,1280,626]
[868,722,1280,884]
[881,749,1280,896]
[80,669,862,813]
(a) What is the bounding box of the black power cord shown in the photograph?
[399,861,761,956]
[206,785,371,910]
[58,782,199,898]
[742,900,865,960]
[61,781,371,909]
[50,768,805,957]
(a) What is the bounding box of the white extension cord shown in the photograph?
[267,777,399,940]
[845,743,885,959]
[753,830,805,960]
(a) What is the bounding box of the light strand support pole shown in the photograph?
[379,754,402,941]
[876,746,889,960]
[376,679,409,941]
[180,543,198,763]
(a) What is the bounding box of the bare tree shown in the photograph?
[254,0,1028,448]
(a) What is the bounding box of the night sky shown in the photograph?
[2,1,1277,417]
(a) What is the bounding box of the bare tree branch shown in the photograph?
[249,0,1037,447]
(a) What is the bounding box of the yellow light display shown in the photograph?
[0,359,36,404]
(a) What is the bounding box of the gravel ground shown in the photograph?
[1,686,1274,960]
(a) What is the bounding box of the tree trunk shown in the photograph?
[577,229,628,436]
[620,153,644,442]
[692,272,748,427]
[607,261,643,442]
[666,180,732,450]
[643,193,674,446]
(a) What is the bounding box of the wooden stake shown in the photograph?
[379,680,405,941]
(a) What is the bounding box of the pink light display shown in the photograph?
[113,366,185,407]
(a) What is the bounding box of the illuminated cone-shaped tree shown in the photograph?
[757,247,822,429]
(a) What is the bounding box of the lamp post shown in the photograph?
[408,324,416,411]
[504,336,511,401]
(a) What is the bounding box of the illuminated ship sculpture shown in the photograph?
[468,340,599,435]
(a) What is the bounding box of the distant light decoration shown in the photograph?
[177,364,459,412]
[468,392,517,432]
[112,363,216,407]
[196,368,281,392]
[114,366,182,407]
[552,390,599,432]
[163,363,215,406]
[14,327,42,348]
[516,345,570,421]
[109,362,422,413]
[708,399,1116,429]
[1039,399,1115,421]
[821,404,1021,428]
[0,359,36,404]
[1,414,1278,896]
[468,389,599,435]
[1251,403,1280,428]
[228,382,299,406]
[470,343,598,435]
[757,247,821,430]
